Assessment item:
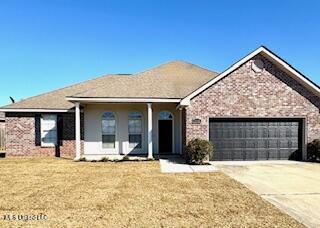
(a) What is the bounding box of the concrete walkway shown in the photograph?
[159,156,218,173]
[216,161,320,228]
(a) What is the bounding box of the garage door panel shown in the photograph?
[209,118,302,161]
[219,150,232,160]
[268,139,278,148]
[279,128,287,137]
[257,150,268,160]
[279,139,290,148]
[268,149,279,160]
[291,140,298,148]
[257,139,268,148]
[232,150,245,160]
[291,129,299,137]
[268,128,278,137]
[245,150,257,160]
[279,149,292,159]
[233,140,244,148]
[245,140,257,148]
[258,128,268,138]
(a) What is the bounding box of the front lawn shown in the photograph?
[0,158,302,227]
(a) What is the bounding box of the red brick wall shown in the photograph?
[185,55,320,145]
[5,113,84,158]
[0,121,5,150]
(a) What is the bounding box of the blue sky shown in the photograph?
[0,0,319,106]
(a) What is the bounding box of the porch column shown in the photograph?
[75,102,81,160]
[147,103,153,159]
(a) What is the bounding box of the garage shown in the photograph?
[209,118,303,161]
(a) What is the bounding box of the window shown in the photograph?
[41,115,57,147]
[128,111,142,149]
[159,111,173,120]
[102,112,116,149]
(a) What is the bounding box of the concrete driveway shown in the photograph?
[213,161,320,228]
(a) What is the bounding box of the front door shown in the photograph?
[158,120,173,154]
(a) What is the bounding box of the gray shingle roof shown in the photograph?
[1,61,218,110]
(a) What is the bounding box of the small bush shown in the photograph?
[185,138,213,165]
[100,157,109,162]
[79,157,86,162]
[307,139,320,162]
[122,155,130,161]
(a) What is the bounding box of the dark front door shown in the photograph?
[209,118,303,161]
[158,120,173,154]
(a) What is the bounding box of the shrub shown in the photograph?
[307,139,320,162]
[100,157,109,162]
[185,138,213,165]
[79,157,86,162]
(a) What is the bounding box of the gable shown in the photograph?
[189,54,320,112]
[180,46,320,106]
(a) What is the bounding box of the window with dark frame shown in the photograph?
[128,111,142,149]
[102,112,116,149]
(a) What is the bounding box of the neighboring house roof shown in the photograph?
[0,61,218,110]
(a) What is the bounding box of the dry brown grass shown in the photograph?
[0,158,303,228]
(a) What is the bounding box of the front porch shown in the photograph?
[74,102,183,161]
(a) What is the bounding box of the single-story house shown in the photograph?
[0,46,319,161]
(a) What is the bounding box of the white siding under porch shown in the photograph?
[83,103,181,159]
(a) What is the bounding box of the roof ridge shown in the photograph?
[130,60,219,77]
[129,60,180,77]
[177,60,220,75]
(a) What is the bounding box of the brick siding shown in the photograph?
[5,112,84,158]
[0,121,5,150]
[185,54,320,146]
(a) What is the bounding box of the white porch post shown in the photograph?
[75,102,81,160]
[147,103,153,159]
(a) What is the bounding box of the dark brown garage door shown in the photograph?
[209,118,302,161]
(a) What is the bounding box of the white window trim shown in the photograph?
[100,111,119,154]
[41,114,57,147]
[127,111,144,153]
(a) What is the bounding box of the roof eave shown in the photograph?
[66,97,181,103]
[0,108,71,113]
